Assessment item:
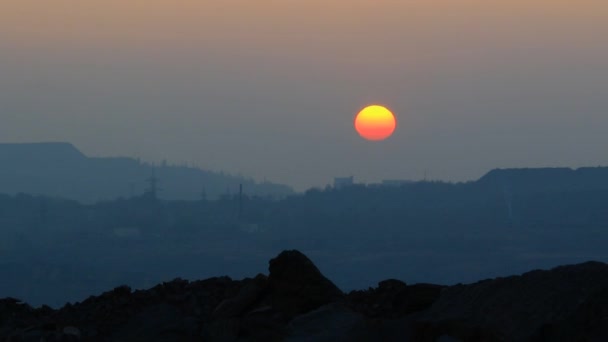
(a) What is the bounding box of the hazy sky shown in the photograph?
[2,1,607,190]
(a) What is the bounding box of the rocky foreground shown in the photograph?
[2,251,608,341]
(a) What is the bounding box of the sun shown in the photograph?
[354,105,397,141]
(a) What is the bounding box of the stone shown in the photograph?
[268,250,343,317]
[287,302,364,342]
[63,326,81,338]
[202,317,240,342]
[212,274,268,319]
[347,281,443,319]
[3,253,608,341]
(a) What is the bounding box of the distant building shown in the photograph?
[334,176,354,189]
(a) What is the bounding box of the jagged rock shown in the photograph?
[420,261,608,341]
[347,280,443,318]
[212,274,268,319]
[0,298,39,338]
[0,275,242,341]
[378,279,408,291]
[205,274,273,342]
[268,250,343,317]
[205,250,344,341]
[4,253,608,341]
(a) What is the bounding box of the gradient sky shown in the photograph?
[2,1,607,190]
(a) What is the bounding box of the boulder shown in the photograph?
[286,302,364,342]
[240,308,287,342]
[212,274,268,319]
[268,250,343,317]
[347,280,443,318]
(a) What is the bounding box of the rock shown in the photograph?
[108,302,192,341]
[378,279,407,292]
[202,317,240,342]
[268,250,343,317]
[240,309,287,342]
[212,274,268,319]
[409,320,503,342]
[63,326,81,338]
[286,302,364,342]
[420,261,608,341]
[347,280,443,318]
[436,334,463,342]
[4,254,608,341]
[529,287,608,341]
[112,285,132,296]
[9,323,84,342]
[0,298,39,339]
[206,274,271,341]
[346,317,417,342]
[404,284,445,314]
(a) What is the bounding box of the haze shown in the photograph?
[1,0,607,190]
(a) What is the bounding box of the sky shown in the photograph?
[1,0,607,191]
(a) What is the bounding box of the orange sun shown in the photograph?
[354,105,397,141]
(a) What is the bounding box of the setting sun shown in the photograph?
[354,105,397,141]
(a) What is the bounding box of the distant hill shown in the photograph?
[0,142,293,203]
[477,166,608,193]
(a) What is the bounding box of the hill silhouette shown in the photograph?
[2,250,608,341]
[477,166,608,193]
[0,142,293,203]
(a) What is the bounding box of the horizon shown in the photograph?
[4,140,608,192]
[2,1,608,190]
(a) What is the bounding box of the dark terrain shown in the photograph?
[3,147,608,308]
[3,250,608,341]
[3,143,608,340]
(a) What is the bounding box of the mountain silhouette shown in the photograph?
[477,166,608,193]
[0,142,292,203]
